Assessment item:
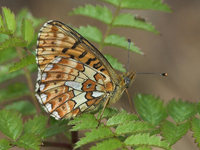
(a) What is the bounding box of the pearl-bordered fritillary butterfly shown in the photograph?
[35,20,135,120]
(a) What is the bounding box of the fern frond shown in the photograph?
[9,54,35,72]
[70,5,113,24]
[191,118,200,148]
[104,34,142,54]
[167,99,196,123]
[113,13,159,34]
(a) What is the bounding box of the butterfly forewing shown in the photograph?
[35,20,116,119]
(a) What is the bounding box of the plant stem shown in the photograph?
[16,48,41,113]
[99,0,122,51]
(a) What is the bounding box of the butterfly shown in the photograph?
[35,20,135,120]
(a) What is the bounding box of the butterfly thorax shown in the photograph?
[109,72,136,104]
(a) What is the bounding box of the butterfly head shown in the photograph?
[123,72,136,88]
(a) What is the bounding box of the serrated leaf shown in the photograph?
[124,133,170,149]
[77,25,102,43]
[0,139,11,150]
[5,100,36,115]
[191,118,200,147]
[9,54,35,72]
[68,113,98,131]
[113,13,158,34]
[0,110,23,140]
[104,34,142,54]
[104,54,126,72]
[0,63,36,83]
[167,99,196,123]
[91,138,123,150]
[16,8,44,36]
[70,4,113,24]
[24,115,48,138]
[134,94,167,126]
[101,107,119,119]
[2,7,16,33]
[43,119,70,138]
[16,133,40,150]
[116,121,154,135]
[101,0,171,12]
[75,126,114,149]
[0,82,29,103]
[135,146,151,150]
[22,19,34,45]
[0,47,16,64]
[0,37,26,50]
[160,120,189,146]
[107,110,138,126]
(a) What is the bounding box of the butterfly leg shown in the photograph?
[97,97,110,127]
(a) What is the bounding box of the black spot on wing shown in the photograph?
[62,48,69,53]
[93,62,102,69]
[79,51,87,58]
[85,57,97,65]
[71,41,80,49]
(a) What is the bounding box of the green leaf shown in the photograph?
[75,126,114,149]
[5,100,36,115]
[0,33,9,43]
[135,146,151,150]
[191,118,200,148]
[113,13,159,34]
[2,7,16,33]
[0,82,29,103]
[101,107,118,119]
[0,63,36,83]
[0,47,16,64]
[104,34,142,54]
[24,115,48,138]
[68,113,98,131]
[0,37,26,50]
[160,120,189,146]
[124,133,170,149]
[77,25,102,43]
[101,0,171,12]
[134,94,167,126]
[197,102,200,114]
[0,110,23,140]
[167,99,196,123]
[70,4,113,24]
[16,8,44,36]
[90,138,123,150]
[43,119,70,138]
[9,54,35,72]
[104,54,126,72]
[107,110,138,126]
[22,19,34,45]
[16,133,40,150]
[0,139,11,150]
[0,15,4,28]
[116,121,154,135]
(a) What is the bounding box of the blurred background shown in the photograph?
[0,0,200,149]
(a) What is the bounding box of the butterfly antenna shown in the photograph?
[126,39,131,72]
[136,72,168,77]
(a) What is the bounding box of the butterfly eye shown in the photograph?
[86,83,92,89]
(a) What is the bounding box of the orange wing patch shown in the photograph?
[35,20,116,120]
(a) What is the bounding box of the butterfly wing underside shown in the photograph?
[35,20,117,119]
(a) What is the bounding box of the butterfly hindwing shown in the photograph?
[35,20,116,119]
